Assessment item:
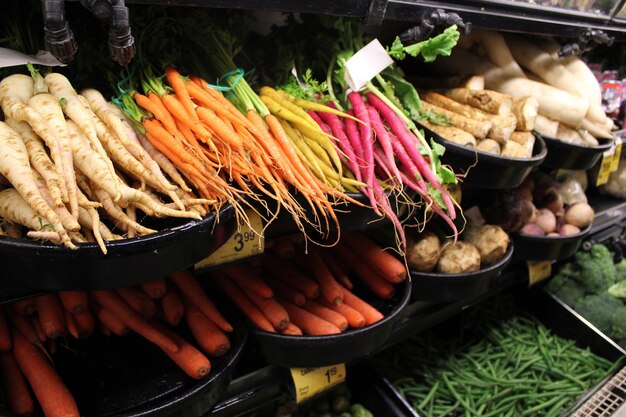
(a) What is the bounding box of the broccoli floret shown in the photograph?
[553,278,586,306]
[609,281,626,300]
[611,306,626,340]
[616,259,626,282]
[575,293,624,334]
[572,244,617,293]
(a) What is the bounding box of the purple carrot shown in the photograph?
[318,109,361,183]
[373,149,395,184]
[307,111,333,136]
[388,132,427,193]
[345,110,379,215]
[347,92,375,193]
[367,105,402,181]
[366,92,456,220]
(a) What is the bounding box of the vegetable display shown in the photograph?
[210,232,406,335]
[372,296,616,417]
[0,273,232,417]
[547,243,626,347]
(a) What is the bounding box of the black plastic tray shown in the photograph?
[0,314,248,417]
[512,224,591,261]
[539,133,613,170]
[409,242,514,303]
[0,205,236,301]
[421,124,547,189]
[252,280,412,368]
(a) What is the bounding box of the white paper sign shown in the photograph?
[344,39,393,91]
[0,47,66,69]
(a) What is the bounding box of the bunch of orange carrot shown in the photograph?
[0,272,232,417]
[211,231,407,336]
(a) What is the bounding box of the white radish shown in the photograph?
[0,122,74,249]
[0,74,67,200]
[32,171,80,232]
[0,188,47,231]
[5,119,64,208]
[471,30,526,79]
[82,89,177,192]
[93,187,156,235]
[28,93,79,218]
[581,118,613,140]
[44,73,116,178]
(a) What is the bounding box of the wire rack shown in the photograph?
[571,366,626,417]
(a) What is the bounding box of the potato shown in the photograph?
[468,225,509,265]
[407,232,441,272]
[437,242,481,274]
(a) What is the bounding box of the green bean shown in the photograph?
[417,381,439,411]
[544,397,572,417]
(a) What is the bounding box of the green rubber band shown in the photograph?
[206,68,245,92]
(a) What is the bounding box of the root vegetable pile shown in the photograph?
[0,274,232,417]
[211,232,407,335]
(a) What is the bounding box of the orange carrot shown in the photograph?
[262,253,320,299]
[339,284,384,326]
[72,310,95,340]
[212,271,275,333]
[319,250,353,290]
[263,275,306,306]
[0,352,35,415]
[334,244,395,299]
[140,278,167,299]
[35,294,66,339]
[13,299,36,316]
[12,330,80,417]
[280,302,341,336]
[196,107,243,151]
[161,289,184,326]
[115,287,156,320]
[64,310,80,340]
[343,233,407,283]
[152,321,211,379]
[162,94,211,139]
[166,67,199,122]
[147,92,178,134]
[0,309,11,352]
[298,251,343,306]
[31,316,47,343]
[58,291,88,314]
[7,310,39,345]
[241,288,289,331]
[170,270,233,333]
[281,323,303,336]
[270,239,296,259]
[185,304,231,357]
[91,290,178,352]
[302,299,348,331]
[92,302,128,336]
[221,265,273,298]
[323,301,366,329]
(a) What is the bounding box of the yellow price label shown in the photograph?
[596,149,615,186]
[290,364,346,403]
[527,260,552,285]
[195,210,264,270]
[610,139,622,172]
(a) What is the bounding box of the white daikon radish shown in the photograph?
[471,30,526,78]
[534,115,559,138]
[581,118,613,140]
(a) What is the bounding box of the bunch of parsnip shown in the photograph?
[0,66,212,253]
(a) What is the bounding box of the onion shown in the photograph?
[539,188,564,215]
[564,203,594,228]
[520,224,545,236]
[533,208,557,233]
[547,232,561,237]
[558,224,581,236]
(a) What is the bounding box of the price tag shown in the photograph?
[610,137,623,172]
[596,147,616,186]
[194,210,264,270]
[344,39,393,91]
[527,260,552,285]
[290,364,347,403]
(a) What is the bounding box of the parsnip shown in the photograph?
[444,88,513,116]
[0,122,74,248]
[0,74,67,200]
[512,97,538,132]
[32,171,80,232]
[5,119,64,208]
[0,188,46,232]
[93,188,156,235]
[421,120,477,147]
[476,139,501,155]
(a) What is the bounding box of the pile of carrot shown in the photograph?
[0,65,215,254]
[0,272,232,417]
[210,231,407,336]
